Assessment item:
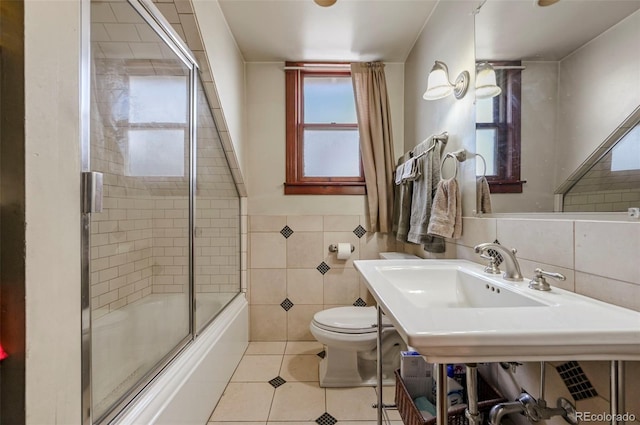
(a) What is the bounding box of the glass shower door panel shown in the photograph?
[90,1,191,420]
[194,77,241,333]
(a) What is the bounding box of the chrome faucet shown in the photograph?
[474,243,523,281]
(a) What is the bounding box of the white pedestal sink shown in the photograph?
[355,259,640,363]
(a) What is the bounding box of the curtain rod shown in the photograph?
[283,64,351,71]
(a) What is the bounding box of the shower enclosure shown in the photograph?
[81,0,241,423]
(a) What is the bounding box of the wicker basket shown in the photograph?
[394,369,506,425]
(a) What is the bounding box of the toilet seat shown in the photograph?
[312,306,391,334]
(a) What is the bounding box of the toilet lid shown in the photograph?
[312,306,392,334]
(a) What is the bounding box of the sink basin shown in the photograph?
[378,265,546,309]
[354,259,640,362]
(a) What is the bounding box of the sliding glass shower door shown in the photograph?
[86,0,194,423]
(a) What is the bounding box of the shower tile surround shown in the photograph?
[90,58,241,318]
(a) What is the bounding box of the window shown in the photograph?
[127,75,188,177]
[285,62,364,195]
[475,62,523,193]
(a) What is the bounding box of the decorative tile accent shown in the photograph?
[353,297,367,307]
[316,412,338,425]
[487,239,504,267]
[280,225,294,238]
[280,298,294,311]
[268,376,287,388]
[317,350,326,359]
[556,361,598,401]
[353,225,367,238]
[316,262,331,275]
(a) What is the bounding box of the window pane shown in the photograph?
[476,129,497,176]
[303,129,360,177]
[611,124,640,171]
[127,129,185,176]
[129,76,188,123]
[304,76,357,124]
[476,97,494,123]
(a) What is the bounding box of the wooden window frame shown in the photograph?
[284,62,366,195]
[476,61,524,193]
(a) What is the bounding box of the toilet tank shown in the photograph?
[379,252,420,260]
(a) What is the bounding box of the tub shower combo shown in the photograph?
[81,1,247,423]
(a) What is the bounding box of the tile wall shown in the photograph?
[90,56,241,319]
[402,217,640,424]
[247,215,398,341]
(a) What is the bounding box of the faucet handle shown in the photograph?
[529,268,566,291]
[480,253,501,274]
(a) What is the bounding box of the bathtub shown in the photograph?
[94,292,248,425]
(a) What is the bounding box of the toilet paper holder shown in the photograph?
[328,244,355,253]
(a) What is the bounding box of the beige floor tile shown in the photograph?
[231,355,283,382]
[267,423,316,425]
[245,341,286,355]
[285,341,324,355]
[326,386,378,421]
[209,422,265,425]
[209,383,274,422]
[268,382,326,422]
[377,385,403,421]
[279,354,320,382]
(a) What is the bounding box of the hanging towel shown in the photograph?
[392,153,414,242]
[395,162,405,185]
[407,140,444,250]
[427,178,462,239]
[476,176,492,214]
[401,157,421,181]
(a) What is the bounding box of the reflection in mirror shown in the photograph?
[475,0,640,213]
[564,121,640,212]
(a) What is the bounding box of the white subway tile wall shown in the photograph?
[90,57,241,319]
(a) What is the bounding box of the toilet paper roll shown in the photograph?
[337,243,352,260]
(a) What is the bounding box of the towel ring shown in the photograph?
[440,154,459,179]
[477,154,487,178]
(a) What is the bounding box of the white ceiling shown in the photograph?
[216,0,640,63]
[475,0,640,61]
[217,0,438,62]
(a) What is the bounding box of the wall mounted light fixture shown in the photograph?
[314,0,337,6]
[475,62,502,99]
[423,60,470,100]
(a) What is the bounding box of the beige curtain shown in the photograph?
[351,62,396,233]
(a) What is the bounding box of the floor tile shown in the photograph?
[326,386,379,421]
[284,340,324,355]
[378,385,403,421]
[209,382,274,422]
[209,422,266,425]
[268,382,326,422]
[245,341,286,355]
[231,354,283,382]
[279,354,320,382]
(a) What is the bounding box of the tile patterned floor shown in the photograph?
[208,341,404,425]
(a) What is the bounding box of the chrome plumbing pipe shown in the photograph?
[465,363,481,425]
[436,364,448,425]
[376,306,383,425]
[611,361,625,425]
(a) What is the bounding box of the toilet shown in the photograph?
[309,252,419,387]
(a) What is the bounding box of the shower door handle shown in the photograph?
[82,171,104,214]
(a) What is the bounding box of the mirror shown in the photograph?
[474,0,640,213]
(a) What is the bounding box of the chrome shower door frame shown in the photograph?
[80,0,199,423]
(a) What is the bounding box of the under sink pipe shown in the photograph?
[436,364,448,425]
[466,363,481,425]
[489,398,530,425]
[611,361,625,425]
